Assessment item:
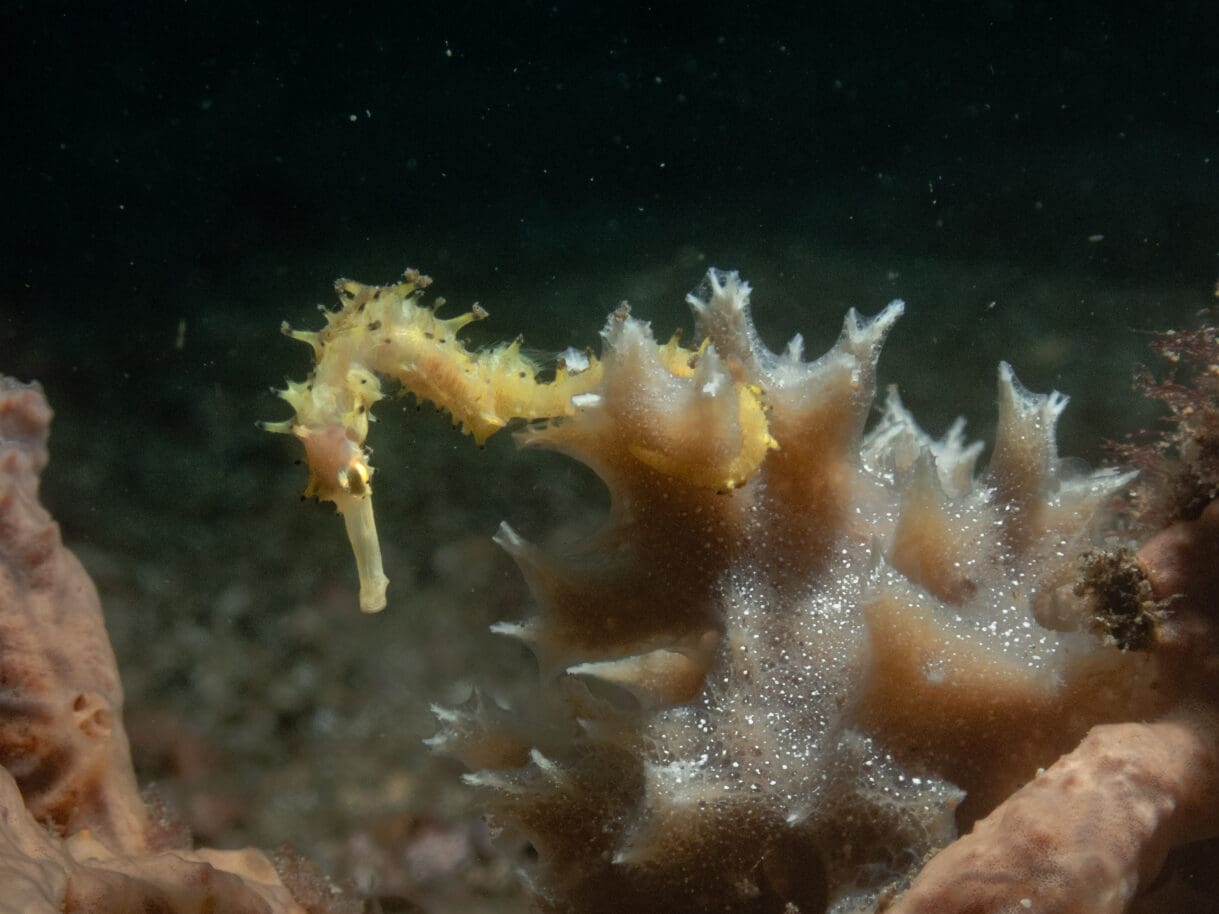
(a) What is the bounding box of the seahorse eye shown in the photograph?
[337,458,370,496]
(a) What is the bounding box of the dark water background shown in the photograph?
[1,1,1217,907]
[6,2,1218,451]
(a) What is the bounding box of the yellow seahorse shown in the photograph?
[263,269,774,612]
